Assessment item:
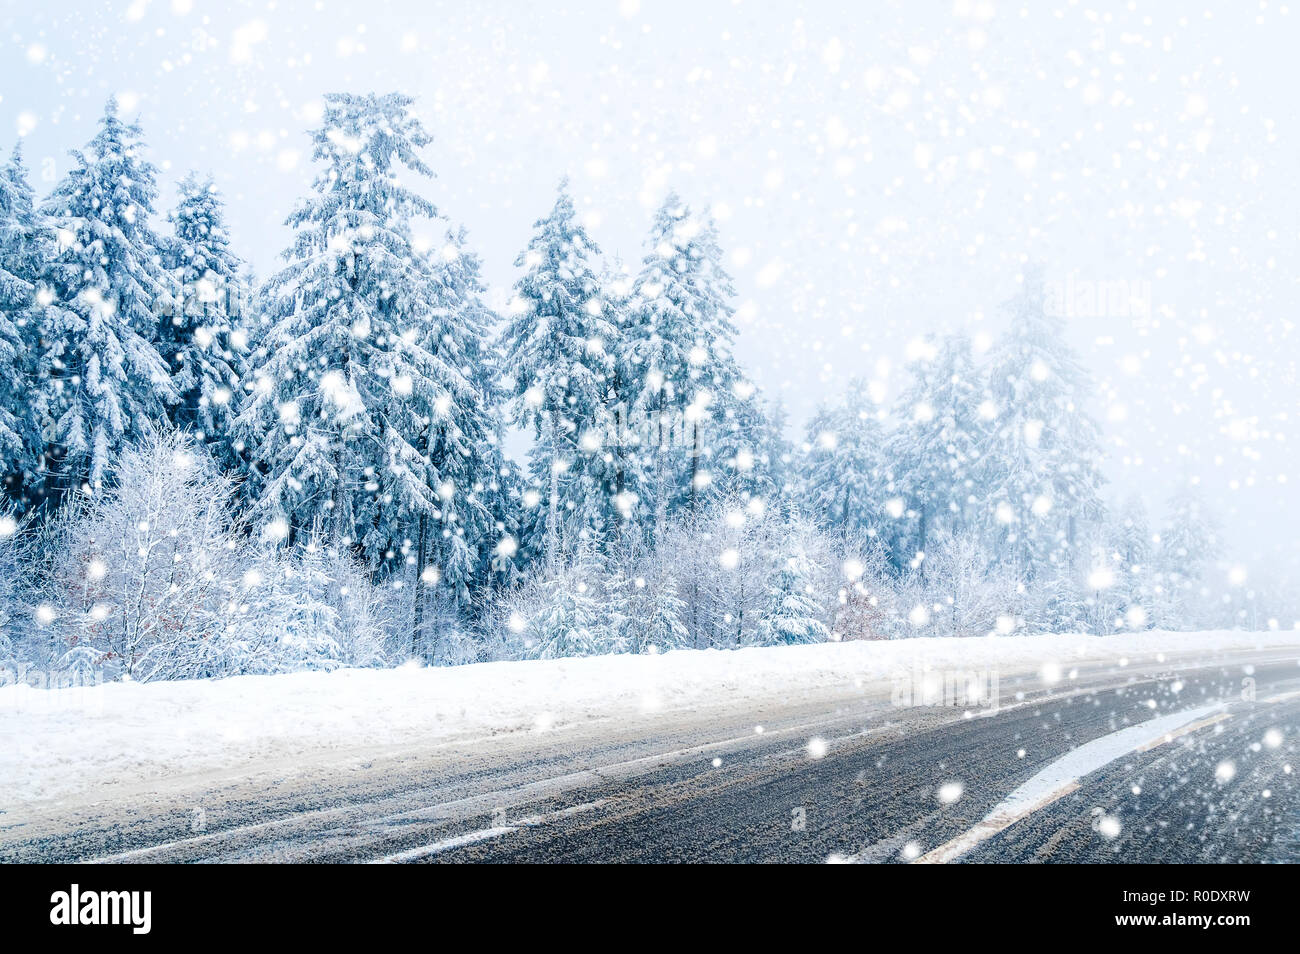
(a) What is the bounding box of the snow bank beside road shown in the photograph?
[3,629,1296,807]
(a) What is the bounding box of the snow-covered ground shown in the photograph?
[3,629,1297,807]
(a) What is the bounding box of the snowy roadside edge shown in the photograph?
[2,628,1298,807]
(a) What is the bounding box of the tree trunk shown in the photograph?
[411,513,429,660]
[547,417,562,566]
[688,420,699,512]
[918,506,929,579]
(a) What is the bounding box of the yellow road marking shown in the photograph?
[1135,713,1231,752]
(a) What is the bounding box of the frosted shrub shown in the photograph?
[901,532,1025,639]
[508,542,613,660]
[39,432,243,681]
[28,433,400,681]
[831,538,901,640]
[0,502,31,662]
[237,541,400,673]
[651,498,848,648]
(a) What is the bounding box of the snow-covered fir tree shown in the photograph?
[622,194,740,525]
[765,399,795,498]
[407,225,520,652]
[802,377,887,538]
[498,181,619,560]
[1023,570,1088,634]
[1103,494,1155,628]
[888,332,988,562]
[604,536,690,653]
[1109,495,1154,578]
[600,255,643,531]
[1153,483,1220,628]
[753,545,832,646]
[38,98,178,492]
[0,501,31,659]
[514,539,611,659]
[254,536,391,673]
[705,383,790,508]
[163,172,248,452]
[236,93,479,587]
[0,144,56,504]
[980,265,1104,575]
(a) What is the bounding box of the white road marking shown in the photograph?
[916,702,1229,865]
[371,827,518,863]
[513,798,608,827]
[369,799,607,864]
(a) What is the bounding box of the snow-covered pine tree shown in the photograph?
[226,262,265,465]
[1104,494,1154,628]
[980,265,1104,575]
[515,539,611,659]
[802,377,887,538]
[1023,568,1088,634]
[765,399,794,499]
[887,333,988,563]
[753,544,832,646]
[499,181,619,561]
[604,535,690,653]
[0,501,32,659]
[39,99,178,493]
[256,535,395,673]
[623,194,740,526]
[0,144,57,505]
[601,255,645,533]
[1108,494,1153,571]
[706,382,789,508]
[1153,483,1219,629]
[163,172,247,453]
[235,92,463,579]
[407,225,520,652]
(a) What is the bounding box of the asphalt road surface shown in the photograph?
[2,645,1297,863]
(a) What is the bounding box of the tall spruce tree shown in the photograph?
[406,225,520,648]
[980,265,1104,573]
[498,181,618,561]
[623,193,739,525]
[803,378,887,538]
[236,93,476,584]
[0,144,56,504]
[39,99,177,492]
[164,172,247,451]
[888,332,989,561]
